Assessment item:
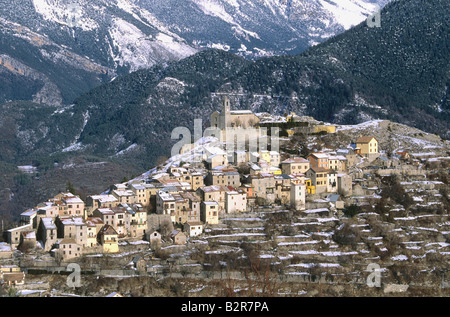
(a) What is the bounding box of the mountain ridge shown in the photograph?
[0,0,391,105]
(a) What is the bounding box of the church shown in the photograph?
[209,96,266,156]
[210,96,260,130]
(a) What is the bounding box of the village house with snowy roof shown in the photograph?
[281,157,310,175]
[55,216,87,248]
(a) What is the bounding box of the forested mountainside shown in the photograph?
[0,0,389,105]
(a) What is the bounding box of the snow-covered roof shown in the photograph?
[309,153,329,159]
[97,208,114,215]
[201,185,228,192]
[85,217,104,227]
[0,243,12,252]
[157,191,175,201]
[60,217,85,226]
[90,195,118,203]
[21,231,36,240]
[112,190,135,197]
[63,196,84,204]
[20,209,37,217]
[203,201,219,205]
[282,157,309,164]
[41,218,56,230]
[230,110,253,115]
[7,224,32,232]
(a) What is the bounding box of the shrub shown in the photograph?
[343,204,360,218]
[332,222,361,247]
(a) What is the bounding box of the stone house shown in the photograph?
[327,170,338,193]
[336,148,359,168]
[225,190,247,213]
[246,174,276,203]
[129,184,151,207]
[111,189,137,205]
[355,136,379,156]
[327,194,345,210]
[290,183,306,210]
[55,216,87,248]
[132,255,147,274]
[197,185,229,213]
[306,167,330,194]
[93,208,115,228]
[170,230,187,245]
[179,191,202,223]
[205,168,241,188]
[19,209,38,228]
[85,217,104,248]
[147,230,162,249]
[233,150,247,165]
[281,157,310,175]
[62,194,86,218]
[201,201,219,224]
[328,155,347,172]
[156,190,177,223]
[307,153,330,169]
[48,193,85,218]
[183,222,204,237]
[37,217,58,251]
[36,204,59,226]
[110,206,127,237]
[259,151,280,167]
[190,172,204,191]
[98,225,119,253]
[123,204,147,239]
[172,193,191,224]
[6,224,33,248]
[86,195,119,215]
[274,174,293,201]
[337,174,353,197]
[206,153,229,170]
[57,238,83,260]
[372,156,392,168]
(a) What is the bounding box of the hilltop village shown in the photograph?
[1,97,449,297]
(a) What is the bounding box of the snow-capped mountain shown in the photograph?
[0,0,390,105]
[140,0,391,55]
[0,0,198,105]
